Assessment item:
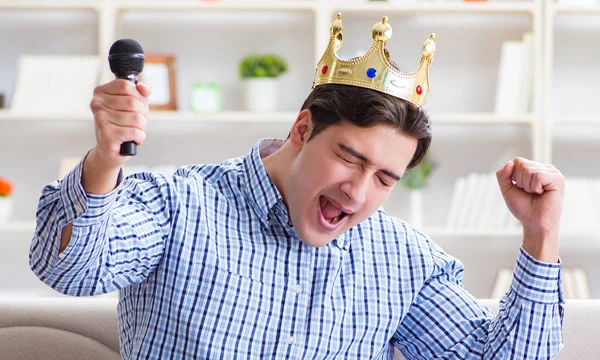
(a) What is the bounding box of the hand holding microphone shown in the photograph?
[89,38,150,169]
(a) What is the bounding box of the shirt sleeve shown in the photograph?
[29,151,192,296]
[393,243,564,359]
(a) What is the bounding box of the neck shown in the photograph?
[262,141,294,210]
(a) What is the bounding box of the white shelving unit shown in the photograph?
[1,0,598,299]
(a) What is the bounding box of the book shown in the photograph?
[11,55,101,115]
[494,32,535,116]
[494,40,524,116]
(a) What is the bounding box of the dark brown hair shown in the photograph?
[299,83,432,170]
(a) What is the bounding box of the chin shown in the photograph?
[295,227,338,248]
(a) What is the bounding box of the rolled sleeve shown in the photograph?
[58,151,123,227]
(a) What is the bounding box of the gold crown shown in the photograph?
[313,13,436,108]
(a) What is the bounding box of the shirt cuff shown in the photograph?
[510,246,564,304]
[59,149,124,228]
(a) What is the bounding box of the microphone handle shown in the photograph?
[116,73,139,156]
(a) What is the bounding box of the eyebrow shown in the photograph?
[338,143,402,181]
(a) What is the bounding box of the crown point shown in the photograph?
[331,14,343,37]
[372,18,393,42]
[422,34,436,57]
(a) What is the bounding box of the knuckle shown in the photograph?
[137,129,147,145]
[90,97,102,112]
[127,97,138,111]
[127,126,138,139]
[118,79,131,93]
[131,113,146,129]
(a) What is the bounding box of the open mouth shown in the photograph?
[318,195,350,230]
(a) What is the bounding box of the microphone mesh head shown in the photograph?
[108,38,145,75]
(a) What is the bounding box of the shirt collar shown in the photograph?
[243,139,285,226]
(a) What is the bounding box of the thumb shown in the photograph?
[136,82,152,98]
[496,160,515,194]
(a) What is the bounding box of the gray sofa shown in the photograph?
[0,297,597,359]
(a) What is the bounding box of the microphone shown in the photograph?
[108,38,145,156]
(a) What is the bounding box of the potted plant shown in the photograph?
[400,154,436,228]
[0,177,13,225]
[239,54,288,112]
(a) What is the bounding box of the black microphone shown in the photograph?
[108,38,145,156]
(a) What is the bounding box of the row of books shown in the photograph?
[491,267,591,299]
[494,32,534,116]
[445,174,600,232]
[445,172,520,229]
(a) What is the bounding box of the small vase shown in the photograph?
[243,78,279,112]
[0,197,13,225]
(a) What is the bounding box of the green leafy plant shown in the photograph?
[400,154,436,190]
[239,54,288,79]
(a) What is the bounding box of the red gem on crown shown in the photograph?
[321,65,328,74]
[416,85,423,95]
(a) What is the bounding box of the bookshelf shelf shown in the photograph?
[332,1,535,15]
[552,4,600,15]
[0,221,36,233]
[432,113,534,125]
[116,1,319,12]
[0,1,97,11]
[425,227,600,239]
[553,114,600,126]
[3,0,600,299]
[424,227,522,237]
[0,110,534,126]
[0,111,91,122]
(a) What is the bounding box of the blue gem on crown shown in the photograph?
[366,68,377,78]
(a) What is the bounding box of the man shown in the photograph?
[30,15,564,359]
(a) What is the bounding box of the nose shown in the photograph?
[340,173,369,206]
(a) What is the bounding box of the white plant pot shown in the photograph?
[410,190,423,229]
[243,78,279,112]
[0,197,13,225]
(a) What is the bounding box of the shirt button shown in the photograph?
[294,284,302,294]
[287,335,295,345]
[75,204,83,213]
[337,239,344,248]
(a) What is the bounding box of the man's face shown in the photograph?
[287,115,418,247]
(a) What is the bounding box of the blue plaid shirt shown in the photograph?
[30,139,564,359]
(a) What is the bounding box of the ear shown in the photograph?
[288,109,313,152]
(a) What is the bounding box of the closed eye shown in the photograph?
[377,177,390,187]
[339,154,356,165]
